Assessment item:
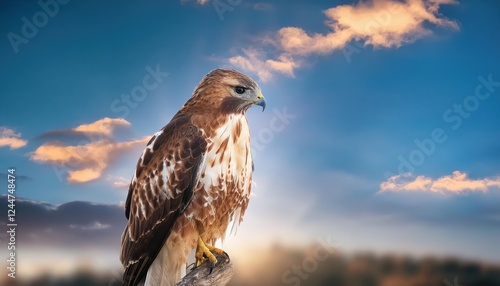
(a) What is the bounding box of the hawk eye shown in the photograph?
[234,86,246,94]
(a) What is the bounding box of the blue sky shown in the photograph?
[1,0,500,279]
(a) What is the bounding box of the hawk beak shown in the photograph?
[255,93,266,111]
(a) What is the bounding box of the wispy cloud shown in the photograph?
[72,117,130,137]
[70,221,111,230]
[181,0,209,4]
[185,0,270,7]
[108,175,130,189]
[380,171,500,193]
[0,172,31,180]
[30,118,149,184]
[0,126,28,149]
[228,49,298,82]
[252,2,273,11]
[228,0,459,81]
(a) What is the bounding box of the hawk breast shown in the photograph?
[189,113,253,239]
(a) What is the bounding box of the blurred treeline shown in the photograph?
[5,244,500,286]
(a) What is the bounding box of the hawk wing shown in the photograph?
[120,112,207,286]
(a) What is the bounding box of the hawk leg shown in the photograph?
[195,237,229,274]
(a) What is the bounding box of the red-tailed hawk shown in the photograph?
[120,69,266,286]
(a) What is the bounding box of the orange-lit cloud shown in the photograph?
[30,118,149,184]
[380,171,500,193]
[229,0,459,81]
[0,126,28,149]
[228,49,298,82]
[72,117,130,137]
[31,137,148,183]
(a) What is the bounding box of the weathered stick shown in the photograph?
[176,254,233,286]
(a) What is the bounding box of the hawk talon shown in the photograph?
[209,261,215,274]
[195,237,228,274]
[186,262,196,272]
[222,251,230,262]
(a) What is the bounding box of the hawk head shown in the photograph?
[183,69,266,114]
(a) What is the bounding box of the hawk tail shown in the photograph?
[144,241,185,286]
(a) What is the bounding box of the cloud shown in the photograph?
[70,221,111,230]
[0,172,31,180]
[181,0,209,4]
[380,171,500,193]
[0,195,125,247]
[228,0,459,81]
[252,3,273,11]
[31,136,148,183]
[38,117,132,142]
[108,175,130,189]
[72,117,130,136]
[228,49,299,82]
[0,126,28,149]
[30,118,149,184]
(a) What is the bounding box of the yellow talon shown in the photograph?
[195,237,227,270]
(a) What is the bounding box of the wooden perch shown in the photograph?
[176,254,233,286]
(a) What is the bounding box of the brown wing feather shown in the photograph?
[121,112,207,286]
